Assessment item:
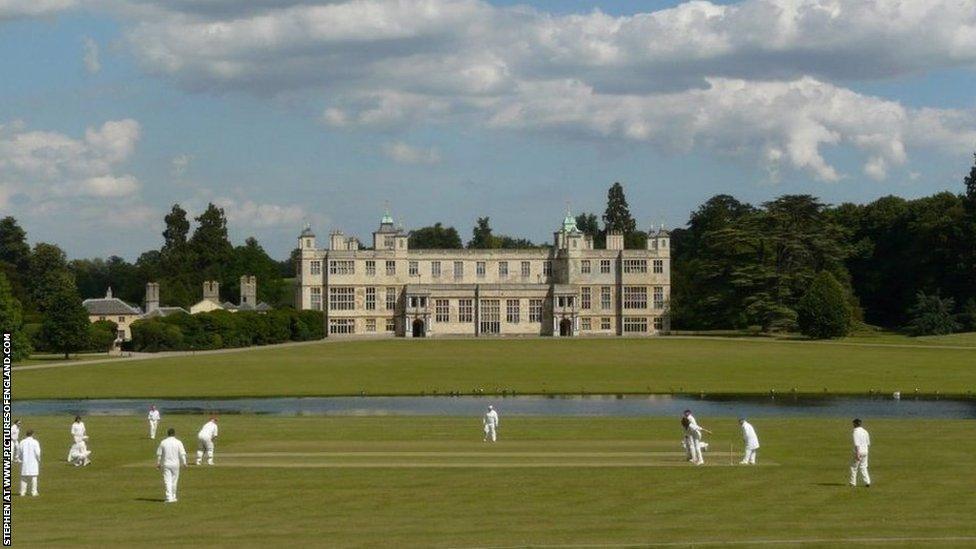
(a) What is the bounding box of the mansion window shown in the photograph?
[329,260,355,275]
[600,260,611,274]
[435,299,450,322]
[409,261,418,276]
[366,260,376,276]
[581,287,591,309]
[310,287,322,310]
[385,260,396,276]
[386,287,397,311]
[529,299,543,322]
[329,318,355,335]
[521,261,530,277]
[329,287,355,311]
[458,299,474,323]
[581,260,591,274]
[365,287,376,310]
[653,260,663,274]
[409,296,427,308]
[386,318,396,332]
[601,317,611,330]
[310,261,322,275]
[454,261,464,279]
[365,319,376,333]
[431,261,441,278]
[543,261,551,276]
[556,296,574,308]
[506,299,520,323]
[480,300,500,334]
[581,318,591,331]
[477,261,486,278]
[623,317,648,333]
[498,261,508,276]
[623,259,647,273]
[653,286,665,310]
[383,236,394,249]
[623,287,647,309]
[601,286,612,310]
[654,317,663,330]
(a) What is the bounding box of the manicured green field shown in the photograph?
[10,415,976,547]
[12,337,976,399]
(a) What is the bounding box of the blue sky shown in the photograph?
[1,0,974,260]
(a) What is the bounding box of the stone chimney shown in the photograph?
[606,231,624,250]
[240,275,257,306]
[203,280,220,301]
[145,282,160,313]
[105,287,114,299]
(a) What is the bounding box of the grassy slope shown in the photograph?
[12,338,976,399]
[11,415,976,547]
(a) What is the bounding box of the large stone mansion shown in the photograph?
[296,212,670,337]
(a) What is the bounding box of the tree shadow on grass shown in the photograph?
[134,497,166,503]
[813,482,849,487]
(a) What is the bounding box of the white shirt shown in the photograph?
[198,420,218,441]
[20,436,41,476]
[853,426,871,455]
[156,436,188,468]
[11,424,19,441]
[484,410,499,428]
[741,421,760,450]
[684,415,703,438]
[68,441,90,461]
[148,410,161,422]
[70,421,86,441]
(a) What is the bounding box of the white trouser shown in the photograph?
[741,448,757,464]
[689,434,703,464]
[12,440,20,462]
[162,465,180,502]
[196,437,214,464]
[149,420,158,439]
[484,424,496,442]
[20,476,38,496]
[850,454,870,485]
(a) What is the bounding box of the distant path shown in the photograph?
[14,334,975,373]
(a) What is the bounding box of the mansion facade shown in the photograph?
[296,212,670,337]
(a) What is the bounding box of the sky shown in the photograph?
[1,0,975,261]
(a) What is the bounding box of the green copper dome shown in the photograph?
[562,212,578,232]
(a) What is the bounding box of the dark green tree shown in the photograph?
[89,319,119,352]
[0,271,31,361]
[574,212,605,248]
[28,243,72,312]
[40,278,91,358]
[409,223,463,249]
[958,298,976,332]
[603,182,637,235]
[0,216,31,309]
[964,153,976,209]
[906,291,960,336]
[228,237,284,304]
[468,217,495,249]
[189,203,234,282]
[797,271,852,339]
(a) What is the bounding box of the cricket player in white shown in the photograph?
[739,418,760,465]
[483,406,499,443]
[70,416,87,443]
[682,410,710,465]
[849,418,871,487]
[19,430,41,497]
[67,440,91,466]
[147,406,161,439]
[196,417,219,465]
[11,419,21,463]
[157,428,188,503]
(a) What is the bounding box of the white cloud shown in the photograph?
[0,119,148,222]
[82,36,101,74]
[170,153,192,177]
[383,141,441,165]
[105,0,976,181]
[0,0,75,20]
[215,197,307,229]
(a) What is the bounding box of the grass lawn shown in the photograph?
[10,415,976,547]
[14,353,118,367]
[12,338,976,399]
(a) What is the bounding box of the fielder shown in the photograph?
[70,416,87,444]
[147,406,161,440]
[67,440,92,467]
[739,418,760,465]
[483,405,499,443]
[195,417,219,465]
[157,428,188,503]
[11,419,21,463]
[849,418,871,487]
[19,430,41,497]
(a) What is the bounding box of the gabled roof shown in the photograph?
[141,307,189,319]
[83,297,142,316]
